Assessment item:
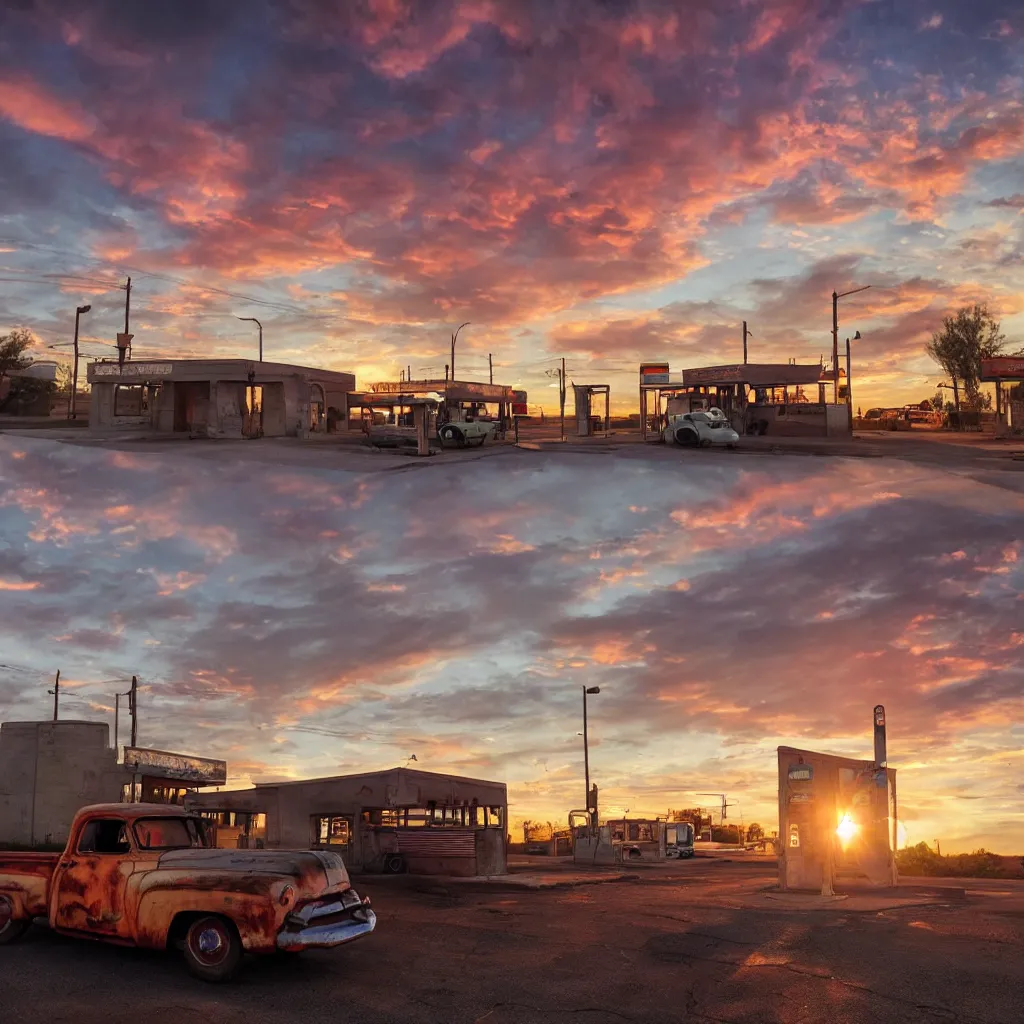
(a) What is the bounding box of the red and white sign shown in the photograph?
[640,362,670,384]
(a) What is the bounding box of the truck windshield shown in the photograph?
[133,817,210,850]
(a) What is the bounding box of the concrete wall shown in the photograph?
[0,722,127,847]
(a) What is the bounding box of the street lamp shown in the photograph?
[846,330,861,430]
[68,304,91,420]
[832,286,870,404]
[237,316,263,362]
[582,685,600,826]
[450,322,470,381]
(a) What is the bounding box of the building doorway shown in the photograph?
[173,381,210,433]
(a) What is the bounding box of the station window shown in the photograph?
[313,814,351,846]
[114,383,160,416]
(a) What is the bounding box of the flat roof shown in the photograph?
[86,358,355,385]
[368,379,516,402]
[253,766,505,791]
[681,363,824,388]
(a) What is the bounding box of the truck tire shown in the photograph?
[674,426,699,446]
[0,896,29,944]
[183,915,242,982]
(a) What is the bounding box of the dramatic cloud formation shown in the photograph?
[0,0,1022,409]
[1,436,1022,852]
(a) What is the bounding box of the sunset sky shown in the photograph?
[2,437,1022,852]
[1,0,1022,411]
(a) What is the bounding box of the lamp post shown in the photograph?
[582,685,600,826]
[450,322,470,382]
[832,286,870,404]
[69,304,91,420]
[237,316,263,362]
[846,330,861,430]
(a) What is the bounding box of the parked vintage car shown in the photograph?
[0,803,375,981]
[663,407,740,448]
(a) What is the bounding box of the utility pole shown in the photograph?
[124,276,131,340]
[129,675,138,747]
[407,364,411,383]
[49,670,60,721]
[742,321,749,364]
[489,353,493,385]
[560,357,566,441]
[846,337,853,430]
[832,291,839,405]
[450,322,470,382]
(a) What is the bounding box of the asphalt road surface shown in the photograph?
[2,864,1022,1024]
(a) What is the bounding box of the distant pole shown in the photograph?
[489,353,493,385]
[407,364,411,383]
[450,321,470,381]
[50,669,60,721]
[124,276,131,338]
[846,337,853,430]
[114,692,120,751]
[237,317,263,362]
[560,357,566,441]
[832,291,839,405]
[742,321,748,364]
[129,675,138,747]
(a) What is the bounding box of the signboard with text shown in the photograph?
[90,362,173,380]
[123,747,227,785]
[980,357,1024,381]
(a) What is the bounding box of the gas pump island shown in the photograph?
[777,705,898,892]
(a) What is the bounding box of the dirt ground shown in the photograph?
[2,862,1023,1024]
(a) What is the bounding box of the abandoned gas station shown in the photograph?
[639,361,852,439]
[188,766,508,877]
[87,358,356,438]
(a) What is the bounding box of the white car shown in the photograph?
[437,418,496,448]
[663,407,739,448]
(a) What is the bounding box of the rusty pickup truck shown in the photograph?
[0,802,375,981]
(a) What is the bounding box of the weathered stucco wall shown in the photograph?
[0,722,127,847]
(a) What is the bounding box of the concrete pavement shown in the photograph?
[2,861,1023,1023]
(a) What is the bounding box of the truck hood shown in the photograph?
[157,848,349,893]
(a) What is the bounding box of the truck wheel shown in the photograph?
[675,427,699,446]
[0,896,30,945]
[183,915,242,982]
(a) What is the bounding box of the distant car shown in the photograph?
[663,407,739,448]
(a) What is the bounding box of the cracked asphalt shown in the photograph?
[1,863,1022,1024]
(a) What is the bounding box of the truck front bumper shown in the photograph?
[277,889,376,951]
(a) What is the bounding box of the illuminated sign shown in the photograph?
[874,705,885,727]
[640,362,670,384]
[91,362,173,379]
[123,747,227,785]
[788,764,813,782]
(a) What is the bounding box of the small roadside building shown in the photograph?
[639,362,850,439]
[187,766,508,877]
[86,358,356,438]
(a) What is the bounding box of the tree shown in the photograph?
[0,328,54,415]
[745,822,764,842]
[0,327,33,378]
[926,304,1006,414]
